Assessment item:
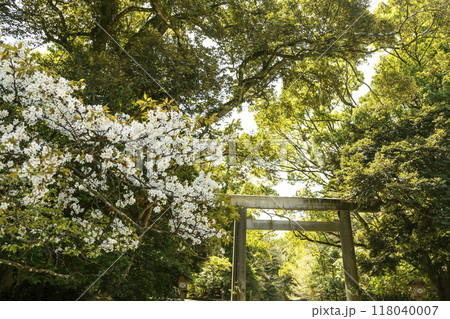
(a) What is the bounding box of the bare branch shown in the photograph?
[293,231,341,248]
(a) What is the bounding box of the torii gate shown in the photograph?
[228,195,379,301]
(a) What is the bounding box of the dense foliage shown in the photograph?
[336,0,449,299]
[251,0,449,300]
[0,0,448,301]
[1,0,393,116]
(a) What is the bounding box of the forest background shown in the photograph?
[0,0,448,301]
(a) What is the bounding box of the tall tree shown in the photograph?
[1,0,394,116]
[251,0,449,300]
[335,0,449,300]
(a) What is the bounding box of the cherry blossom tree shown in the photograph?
[0,43,226,271]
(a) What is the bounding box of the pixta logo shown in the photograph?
[312,306,356,318]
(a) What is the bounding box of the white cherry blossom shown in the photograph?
[0,43,227,258]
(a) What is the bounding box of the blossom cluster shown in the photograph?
[0,43,226,258]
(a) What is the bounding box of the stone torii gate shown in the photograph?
[228,195,378,301]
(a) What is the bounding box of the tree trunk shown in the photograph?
[432,272,450,301]
[91,0,119,52]
[424,256,450,301]
[0,266,14,299]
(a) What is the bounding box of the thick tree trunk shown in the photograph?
[433,272,450,301]
[424,257,450,301]
[0,266,14,299]
[91,0,119,52]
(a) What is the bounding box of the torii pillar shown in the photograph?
[339,210,360,300]
[231,207,247,301]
